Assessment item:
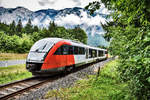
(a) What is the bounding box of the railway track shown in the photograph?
[0,64,91,100]
[0,65,85,100]
[0,58,112,100]
[0,76,57,100]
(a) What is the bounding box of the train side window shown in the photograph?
[62,45,68,55]
[79,47,82,54]
[74,46,79,55]
[98,50,103,57]
[82,48,85,54]
[54,46,62,55]
[54,45,69,55]
[89,49,92,58]
[95,50,97,57]
[92,50,95,58]
[77,47,84,55]
[68,45,73,55]
[92,50,97,58]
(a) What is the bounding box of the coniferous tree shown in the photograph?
[48,21,57,37]
[33,25,39,32]
[9,20,16,35]
[25,18,33,34]
[16,19,23,36]
[41,28,49,37]
[72,26,87,44]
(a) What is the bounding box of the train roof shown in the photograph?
[40,38,63,43]
[40,38,107,51]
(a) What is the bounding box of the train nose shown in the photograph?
[26,63,43,72]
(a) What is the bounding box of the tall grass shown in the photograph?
[0,53,27,61]
[45,60,136,100]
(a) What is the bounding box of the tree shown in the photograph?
[41,27,51,38]
[0,22,9,33]
[48,21,57,37]
[86,0,150,99]
[16,19,23,36]
[9,20,16,35]
[33,25,39,32]
[72,26,87,44]
[24,18,33,34]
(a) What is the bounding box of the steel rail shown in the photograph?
[0,77,53,100]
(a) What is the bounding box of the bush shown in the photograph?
[0,21,88,53]
[0,32,33,53]
[17,34,33,53]
[0,32,20,52]
[88,0,150,99]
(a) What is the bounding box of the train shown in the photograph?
[26,38,108,76]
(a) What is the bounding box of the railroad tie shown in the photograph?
[13,86,24,89]
[5,88,16,92]
[0,91,8,95]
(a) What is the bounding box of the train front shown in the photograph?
[26,38,54,76]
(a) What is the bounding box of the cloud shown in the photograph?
[55,10,106,27]
[72,0,80,2]
[72,0,81,6]
[38,0,56,6]
[94,4,110,15]
[55,14,80,25]
[32,18,40,25]
[0,0,101,11]
[53,9,107,35]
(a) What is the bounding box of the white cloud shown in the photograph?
[43,16,52,25]
[0,0,100,11]
[0,0,41,11]
[53,9,107,35]
[32,18,40,25]
[55,14,81,25]
[55,10,106,27]
[38,0,57,6]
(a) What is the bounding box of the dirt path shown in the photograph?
[0,59,26,67]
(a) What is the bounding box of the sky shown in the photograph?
[0,0,99,11]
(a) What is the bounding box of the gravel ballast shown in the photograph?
[17,58,114,100]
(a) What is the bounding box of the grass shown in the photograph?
[0,53,27,61]
[45,60,136,100]
[0,64,32,84]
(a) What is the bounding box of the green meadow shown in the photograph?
[0,64,32,84]
[45,60,136,100]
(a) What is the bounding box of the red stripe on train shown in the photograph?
[41,40,75,70]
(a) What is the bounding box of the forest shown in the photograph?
[86,0,150,99]
[0,19,87,53]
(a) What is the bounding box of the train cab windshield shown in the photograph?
[30,40,54,53]
[27,39,54,62]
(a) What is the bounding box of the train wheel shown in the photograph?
[66,66,73,71]
[64,66,74,73]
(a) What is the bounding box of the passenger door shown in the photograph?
[54,45,67,67]
[67,45,74,66]
[62,45,68,66]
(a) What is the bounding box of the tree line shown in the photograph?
[87,0,150,99]
[0,19,87,53]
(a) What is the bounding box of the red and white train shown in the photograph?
[26,38,108,76]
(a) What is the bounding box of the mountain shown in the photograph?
[0,6,109,47]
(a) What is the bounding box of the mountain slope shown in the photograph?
[0,6,109,47]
